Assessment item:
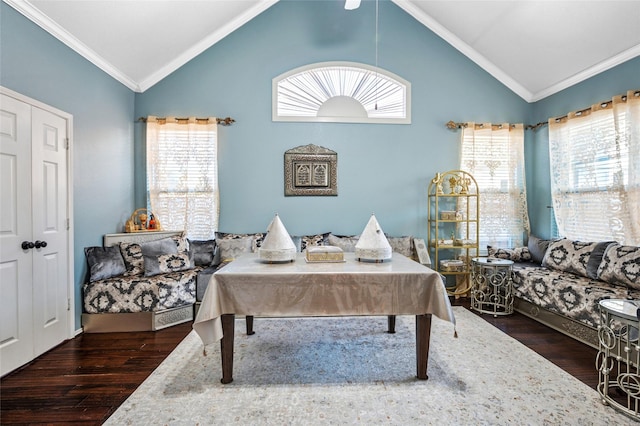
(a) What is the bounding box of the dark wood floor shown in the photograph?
[1,299,599,425]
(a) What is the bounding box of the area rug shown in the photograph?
[106,307,632,425]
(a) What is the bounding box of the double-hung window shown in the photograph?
[548,90,640,245]
[460,123,530,251]
[146,117,219,239]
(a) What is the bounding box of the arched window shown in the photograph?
[272,62,411,124]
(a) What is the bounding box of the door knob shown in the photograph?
[34,240,47,249]
[22,241,35,250]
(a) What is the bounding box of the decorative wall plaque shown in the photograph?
[284,144,337,196]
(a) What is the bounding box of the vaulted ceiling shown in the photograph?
[5,0,640,102]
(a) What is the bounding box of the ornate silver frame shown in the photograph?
[284,144,337,196]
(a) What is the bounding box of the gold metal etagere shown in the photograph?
[428,170,479,297]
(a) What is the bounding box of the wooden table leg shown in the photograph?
[416,314,432,380]
[246,315,255,335]
[387,315,396,333]
[220,314,235,384]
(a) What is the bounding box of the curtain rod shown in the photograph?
[137,116,235,126]
[445,121,546,131]
[447,90,640,132]
[550,90,639,123]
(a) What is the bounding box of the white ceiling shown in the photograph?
[5,0,640,102]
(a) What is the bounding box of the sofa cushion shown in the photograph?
[597,244,640,289]
[216,236,253,262]
[119,242,145,276]
[215,232,266,252]
[144,252,193,277]
[527,235,551,264]
[328,234,359,252]
[300,232,330,251]
[85,246,127,282]
[140,237,178,257]
[487,245,532,262]
[542,239,599,278]
[387,236,413,258]
[83,268,197,314]
[170,233,189,253]
[188,239,217,266]
[585,241,616,280]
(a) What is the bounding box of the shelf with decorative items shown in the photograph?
[427,170,479,297]
[125,208,162,233]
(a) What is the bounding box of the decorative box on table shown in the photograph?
[305,246,345,262]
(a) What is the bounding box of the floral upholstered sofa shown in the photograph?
[491,237,640,348]
[82,231,216,332]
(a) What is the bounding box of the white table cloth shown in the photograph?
[193,252,455,345]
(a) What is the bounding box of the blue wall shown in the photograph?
[135,0,529,238]
[1,3,135,330]
[2,0,638,330]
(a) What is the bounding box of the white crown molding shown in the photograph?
[530,44,640,102]
[4,0,140,91]
[6,0,279,93]
[138,0,280,92]
[392,0,534,102]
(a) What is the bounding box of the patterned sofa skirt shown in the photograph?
[512,263,640,348]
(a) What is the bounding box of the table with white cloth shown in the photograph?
[193,252,456,383]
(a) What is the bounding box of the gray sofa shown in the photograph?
[492,237,640,348]
[82,231,207,332]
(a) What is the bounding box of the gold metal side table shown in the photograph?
[597,299,640,420]
[470,258,514,316]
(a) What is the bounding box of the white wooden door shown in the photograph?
[30,106,69,356]
[0,93,71,376]
[0,94,34,375]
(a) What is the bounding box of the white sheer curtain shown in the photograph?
[146,117,219,239]
[460,123,530,250]
[548,90,640,245]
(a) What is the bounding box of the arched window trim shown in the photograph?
[272,61,411,124]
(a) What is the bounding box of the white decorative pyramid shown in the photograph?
[354,214,392,262]
[259,214,297,262]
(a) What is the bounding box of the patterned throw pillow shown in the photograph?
[327,234,359,252]
[300,233,331,251]
[216,236,253,262]
[215,232,266,252]
[171,233,190,253]
[487,246,532,262]
[387,236,414,258]
[119,242,144,276]
[597,244,640,290]
[541,239,598,278]
[144,252,193,277]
